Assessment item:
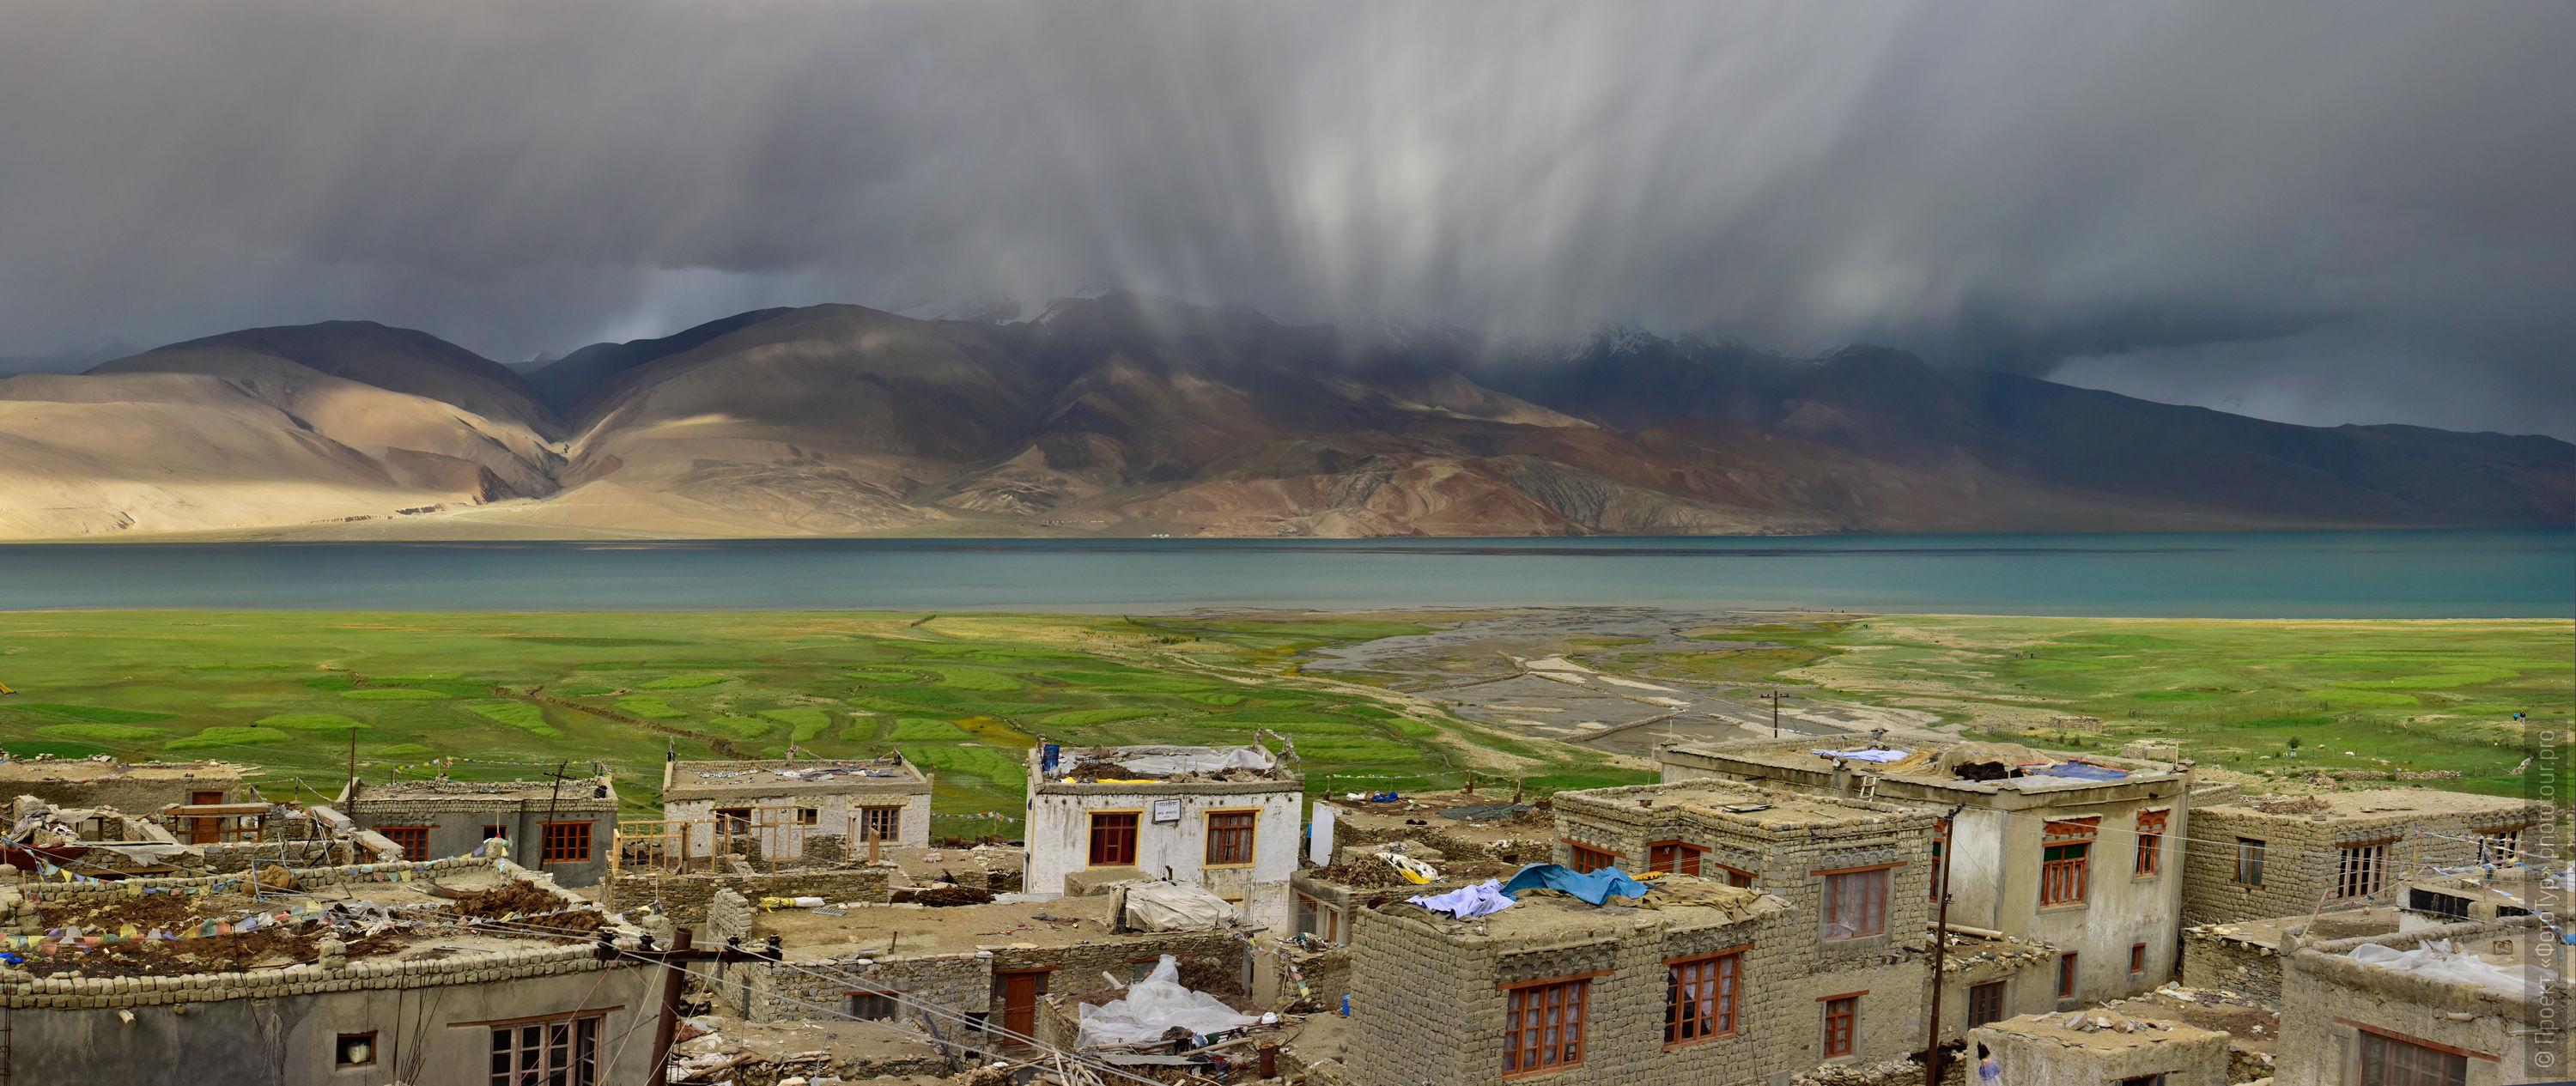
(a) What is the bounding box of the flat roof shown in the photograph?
[2191,906,2401,949]
[1032,744,1302,790]
[348,777,618,805]
[756,892,1143,960]
[1559,780,1925,829]
[0,759,248,782]
[1662,737,2182,794]
[2200,790,2548,822]
[1979,1010,2227,1051]
[664,758,929,800]
[1388,876,1780,942]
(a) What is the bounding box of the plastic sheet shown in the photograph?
[2347,938,2554,994]
[1409,879,1514,919]
[1073,956,1258,1048]
[1097,746,1276,778]
[1124,882,1236,931]
[1498,863,1648,905]
[1814,749,1910,763]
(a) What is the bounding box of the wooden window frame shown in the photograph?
[714,807,753,835]
[1088,810,1142,868]
[481,824,509,840]
[2058,953,2079,998]
[1564,840,1620,874]
[1662,946,1746,1049]
[1712,864,1755,888]
[2134,810,2168,877]
[379,825,433,863]
[2338,840,2394,900]
[859,804,902,843]
[1820,865,1893,941]
[1645,840,1705,877]
[2477,826,2528,865]
[487,1011,602,1086]
[1503,974,1595,1078]
[796,807,820,825]
[336,1031,378,1068]
[2354,1025,2477,1086]
[845,987,904,1021]
[2129,943,2148,976]
[2235,838,2266,887]
[541,821,592,864]
[1205,809,1259,868]
[1820,993,1861,1058]
[2040,841,2090,907]
[1965,980,2006,1029]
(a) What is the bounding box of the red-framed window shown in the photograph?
[2134,810,2167,876]
[1714,865,1755,888]
[2358,1028,2470,1086]
[380,826,432,862]
[1822,868,1889,940]
[1664,951,1740,1047]
[1504,978,1590,1077]
[1648,842,1704,877]
[542,821,592,864]
[2042,817,2097,906]
[1206,810,1257,865]
[1566,843,1617,874]
[1089,811,1139,866]
[1821,996,1857,1057]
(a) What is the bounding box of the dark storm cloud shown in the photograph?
[0,2,2569,434]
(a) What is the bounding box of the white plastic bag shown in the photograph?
[1072,956,1257,1048]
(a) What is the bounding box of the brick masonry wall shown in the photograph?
[732,928,1244,1028]
[2180,801,2554,926]
[605,866,892,926]
[2180,932,2283,1005]
[2274,918,2563,1086]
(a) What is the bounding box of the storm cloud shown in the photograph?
[1,2,2569,435]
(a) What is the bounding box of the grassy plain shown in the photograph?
[1633,616,2571,798]
[0,611,1647,832]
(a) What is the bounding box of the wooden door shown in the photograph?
[997,971,1046,1040]
[187,791,225,844]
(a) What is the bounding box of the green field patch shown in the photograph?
[303,676,358,691]
[2312,689,2420,707]
[167,725,297,749]
[948,701,1063,717]
[638,674,732,690]
[2,740,112,758]
[374,743,434,756]
[1291,737,1414,762]
[489,635,683,647]
[39,723,166,743]
[3,703,178,724]
[1039,707,1165,727]
[1217,719,1371,736]
[185,663,293,671]
[929,667,1023,691]
[1184,692,1246,707]
[616,696,689,720]
[373,673,463,682]
[845,670,922,683]
[759,708,834,741]
[703,717,775,740]
[1338,705,1400,719]
[899,744,1026,789]
[342,689,452,701]
[1389,719,1437,737]
[1221,709,1371,725]
[255,713,368,731]
[848,696,925,713]
[2336,669,2519,690]
[889,718,970,741]
[461,701,564,739]
[2131,689,2226,701]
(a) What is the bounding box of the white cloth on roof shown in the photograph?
[1408,879,1513,919]
[1814,749,1909,763]
[2347,938,2553,994]
[1072,956,1258,1048]
[1110,747,1275,777]
[1122,881,1236,931]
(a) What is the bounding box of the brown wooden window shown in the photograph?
[542,821,592,864]
[2129,943,2148,975]
[714,807,752,835]
[2057,953,2078,998]
[1822,868,1888,940]
[489,1013,600,1085]
[1821,996,1857,1057]
[2041,817,2097,906]
[1648,842,1704,877]
[1567,844,1616,874]
[1966,981,2005,1028]
[380,826,431,862]
[860,805,901,843]
[846,989,902,1020]
[2235,838,2266,886]
[796,807,819,825]
[1206,810,1257,865]
[1663,951,1739,1047]
[2339,841,2391,899]
[2478,826,2527,865]
[482,824,509,840]
[2134,810,2167,876]
[1504,978,1589,1077]
[1714,865,1754,888]
[1089,811,1139,866]
[2358,1028,2469,1086]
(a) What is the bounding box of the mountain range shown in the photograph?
[2,293,2567,540]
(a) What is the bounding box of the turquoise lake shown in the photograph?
[0,530,2566,616]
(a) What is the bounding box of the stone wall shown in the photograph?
[708,888,756,943]
[605,865,893,926]
[2182,931,2286,1006]
[2181,799,2554,926]
[2275,917,2567,1086]
[1969,1015,2230,1086]
[729,929,1244,1028]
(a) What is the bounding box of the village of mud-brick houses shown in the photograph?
[0,729,2561,1086]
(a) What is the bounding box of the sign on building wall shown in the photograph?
[1151,799,1183,823]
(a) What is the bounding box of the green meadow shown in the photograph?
[1686,616,2572,799]
[0,611,1644,831]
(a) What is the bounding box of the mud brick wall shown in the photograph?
[2180,931,2283,1006]
[2180,800,2553,926]
[605,866,892,926]
[2275,918,2560,1086]
[738,950,993,1024]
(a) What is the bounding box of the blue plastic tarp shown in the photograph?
[2031,761,2129,781]
[1498,864,1649,906]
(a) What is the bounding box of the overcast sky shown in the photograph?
[1,2,2569,437]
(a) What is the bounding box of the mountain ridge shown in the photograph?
[0,294,2563,540]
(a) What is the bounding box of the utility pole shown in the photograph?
[1759,690,1792,737]
[1925,803,1966,1086]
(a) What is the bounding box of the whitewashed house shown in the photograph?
[1023,744,1302,931]
[659,755,932,859]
